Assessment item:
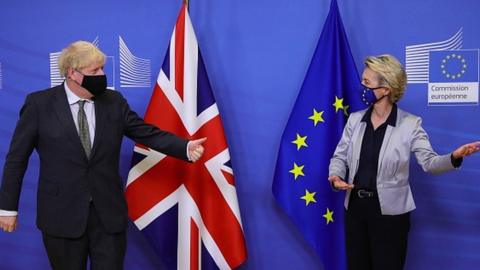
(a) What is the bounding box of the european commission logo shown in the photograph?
[428,50,478,105]
[49,36,151,89]
[405,28,479,105]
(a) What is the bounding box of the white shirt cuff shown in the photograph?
[0,210,18,216]
[186,141,192,161]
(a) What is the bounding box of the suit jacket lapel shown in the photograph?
[53,84,88,162]
[89,95,108,159]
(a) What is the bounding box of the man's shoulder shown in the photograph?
[95,89,127,107]
[26,85,63,100]
[105,89,123,99]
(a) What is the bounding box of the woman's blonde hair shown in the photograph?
[58,41,105,77]
[365,54,407,103]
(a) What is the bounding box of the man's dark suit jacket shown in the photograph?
[0,84,189,238]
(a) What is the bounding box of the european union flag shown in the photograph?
[272,1,365,269]
[429,50,479,82]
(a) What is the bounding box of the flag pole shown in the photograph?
[185,0,189,9]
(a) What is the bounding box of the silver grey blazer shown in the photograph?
[329,107,456,215]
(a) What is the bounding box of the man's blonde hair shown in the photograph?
[365,54,407,103]
[58,41,106,77]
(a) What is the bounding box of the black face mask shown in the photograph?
[74,70,107,97]
[81,74,107,97]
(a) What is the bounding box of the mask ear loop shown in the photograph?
[374,93,388,103]
[65,68,82,85]
[376,86,391,103]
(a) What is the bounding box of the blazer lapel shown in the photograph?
[52,84,88,161]
[351,122,366,177]
[377,125,394,175]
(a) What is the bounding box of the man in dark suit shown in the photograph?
[0,41,206,269]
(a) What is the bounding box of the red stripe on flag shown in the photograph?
[190,218,199,270]
[174,4,186,100]
[222,170,235,186]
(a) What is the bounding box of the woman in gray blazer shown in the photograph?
[328,54,480,270]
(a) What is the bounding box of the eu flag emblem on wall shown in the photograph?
[272,0,365,269]
[429,50,479,82]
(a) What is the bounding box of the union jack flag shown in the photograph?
[125,4,247,270]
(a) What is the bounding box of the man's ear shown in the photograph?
[66,67,75,79]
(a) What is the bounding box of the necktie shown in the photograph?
[77,100,91,158]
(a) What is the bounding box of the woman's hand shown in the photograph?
[328,175,354,190]
[452,141,480,159]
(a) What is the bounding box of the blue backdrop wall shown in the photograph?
[0,0,479,269]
